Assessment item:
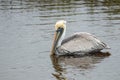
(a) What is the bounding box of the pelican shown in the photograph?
[51,20,110,55]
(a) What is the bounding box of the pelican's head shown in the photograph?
[55,20,66,31]
[51,20,67,55]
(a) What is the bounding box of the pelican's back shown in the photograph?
[60,32,109,54]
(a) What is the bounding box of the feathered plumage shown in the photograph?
[51,20,110,55]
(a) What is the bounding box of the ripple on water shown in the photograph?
[0,0,120,80]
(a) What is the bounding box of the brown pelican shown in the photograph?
[51,20,110,55]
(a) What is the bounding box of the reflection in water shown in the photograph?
[50,52,111,80]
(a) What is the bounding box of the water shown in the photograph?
[0,0,120,80]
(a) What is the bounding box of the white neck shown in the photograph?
[57,26,66,47]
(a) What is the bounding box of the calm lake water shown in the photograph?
[0,0,120,80]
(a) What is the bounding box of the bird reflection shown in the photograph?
[50,52,111,80]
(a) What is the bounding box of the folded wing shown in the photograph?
[61,32,110,53]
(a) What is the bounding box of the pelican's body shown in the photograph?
[51,20,110,55]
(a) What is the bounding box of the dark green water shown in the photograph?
[0,0,120,80]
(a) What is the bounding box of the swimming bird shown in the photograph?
[51,20,110,55]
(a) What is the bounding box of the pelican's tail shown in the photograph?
[105,45,111,49]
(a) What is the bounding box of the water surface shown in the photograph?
[0,0,120,80]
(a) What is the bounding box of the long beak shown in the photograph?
[51,28,63,55]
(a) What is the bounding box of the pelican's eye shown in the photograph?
[56,27,64,32]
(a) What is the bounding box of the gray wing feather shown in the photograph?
[61,32,109,53]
